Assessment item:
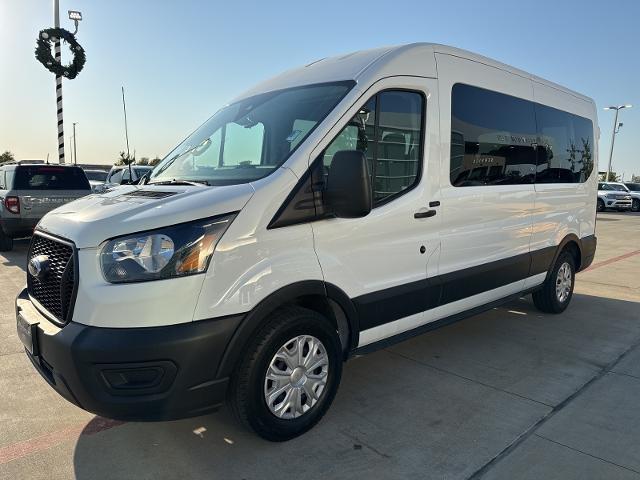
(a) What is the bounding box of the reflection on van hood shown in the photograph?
[37,183,255,249]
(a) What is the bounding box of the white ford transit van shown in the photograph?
[16,43,598,441]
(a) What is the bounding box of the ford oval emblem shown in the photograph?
[28,255,50,280]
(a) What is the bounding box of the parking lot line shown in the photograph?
[0,418,124,465]
[583,249,640,272]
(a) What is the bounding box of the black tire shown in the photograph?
[596,198,605,212]
[532,251,576,314]
[0,228,13,252]
[632,199,640,212]
[228,306,343,441]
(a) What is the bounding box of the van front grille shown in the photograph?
[27,233,77,325]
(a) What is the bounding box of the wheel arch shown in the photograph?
[549,234,583,276]
[215,281,358,379]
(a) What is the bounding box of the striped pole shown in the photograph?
[55,44,65,164]
[53,0,65,163]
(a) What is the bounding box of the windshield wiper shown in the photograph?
[148,179,210,186]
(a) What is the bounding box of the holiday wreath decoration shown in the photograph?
[35,28,86,79]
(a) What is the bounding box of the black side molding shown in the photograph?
[353,287,541,356]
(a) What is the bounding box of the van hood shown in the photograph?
[37,183,255,248]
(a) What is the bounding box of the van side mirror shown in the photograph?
[325,150,372,218]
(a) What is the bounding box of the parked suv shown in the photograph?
[597,182,632,212]
[0,163,91,250]
[623,183,640,211]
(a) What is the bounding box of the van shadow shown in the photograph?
[0,238,30,272]
[72,293,640,480]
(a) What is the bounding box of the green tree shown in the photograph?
[116,151,135,165]
[150,157,162,166]
[0,151,15,164]
[600,171,620,182]
[138,156,150,165]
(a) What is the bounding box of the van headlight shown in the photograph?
[100,213,236,283]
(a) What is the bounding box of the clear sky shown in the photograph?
[1,0,638,177]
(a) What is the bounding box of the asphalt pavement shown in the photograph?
[1,211,639,479]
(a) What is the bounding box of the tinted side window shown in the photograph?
[570,114,595,182]
[535,104,594,183]
[0,170,5,190]
[323,91,424,204]
[450,84,537,187]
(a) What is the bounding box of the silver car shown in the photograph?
[597,182,633,212]
[0,163,91,251]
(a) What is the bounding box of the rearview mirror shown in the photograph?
[325,150,372,218]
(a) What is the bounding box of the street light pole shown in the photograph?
[72,122,78,165]
[604,104,632,181]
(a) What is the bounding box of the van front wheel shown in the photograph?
[532,251,576,314]
[228,306,343,441]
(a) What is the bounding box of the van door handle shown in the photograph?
[414,209,437,219]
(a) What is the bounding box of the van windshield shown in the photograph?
[150,82,354,186]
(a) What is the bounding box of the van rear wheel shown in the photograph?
[532,251,575,314]
[228,306,343,441]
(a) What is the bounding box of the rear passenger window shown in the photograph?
[450,84,537,186]
[449,83,594,186]
[535,104,594,183]
[323,90,424,204]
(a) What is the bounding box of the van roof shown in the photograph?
[235,43,593,104]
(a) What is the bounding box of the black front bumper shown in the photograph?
[16,288,243,421]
